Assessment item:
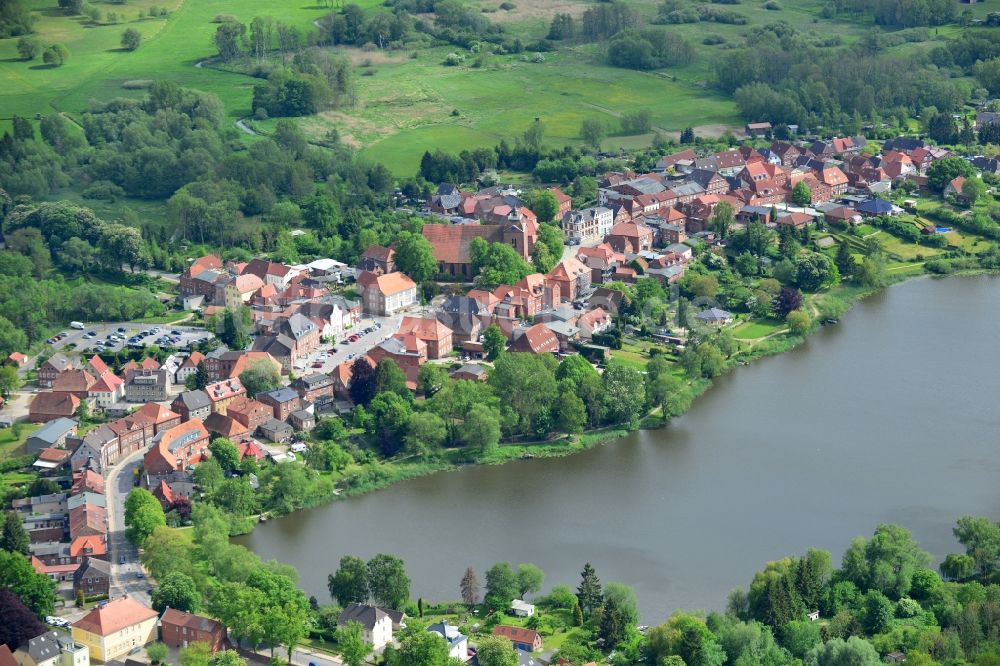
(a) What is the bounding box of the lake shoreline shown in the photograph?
[245,268,998,533]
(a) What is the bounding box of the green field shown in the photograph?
[1,0,917,177]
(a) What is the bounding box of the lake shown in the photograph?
[236,275,1000,621]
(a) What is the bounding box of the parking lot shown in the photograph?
[47,322,213,355]
[293,314,403,375]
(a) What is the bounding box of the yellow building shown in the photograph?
[71,597,158,663]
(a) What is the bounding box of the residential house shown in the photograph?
[71,596,159,663]
[202,412,249,440]
[6,351,29,368]
[69,426,115,475]
[696,307,734,325]
[687,169,730,196]
[225,396,273,433]
[175,352,205,385]
[449,364,488,382]
[260,419,293,443]
[171,390,211,423]
[291,374,334,403]
[33,448,72,476]
[974,111,1000,129]
[944,176,967,198]
[204,351,283,382]
[577,307,611,339]
[205,378,246,415]
[606,221,654,254]
[856,197,896,217]
[242,258,299,290]
[257,387,301,421]
[549,187,573,217]
[561,207,613,244]
[770,141,801,167]
[510,600,536,617]
[368,336,426,386]
[52,370,97,399]
[29,393,80,423]
[26,418,78,454]
[436,296,488,345]
[824,206,863,226]
[274,313,320,357]
[543,320,579,351]
[0,646,13,666]
[73,557,111,599]
[159,609,226,652]
[71,469,105,496]
[289,410,315,432]
[331,357,375,400]
[545,257,592,303]
[510,324,560,355]
[180,256,224,300]
[494,274,561,320]
[39,355,75,389]
[133,402,182,435]
[143,419,210,478]
[13,631,89,666]
[337,604,394,651]
[493,626,543,653]
[359,245,396,274]
[395,317,454,359]
[817,165,849,195]
[124,368,170,403]
[221,274,264,311]
[654,148,697,172]
[358,271,418,316]
[426,622,468,662]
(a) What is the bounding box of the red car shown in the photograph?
[312,362,323,368]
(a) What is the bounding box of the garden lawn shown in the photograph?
[732,318,786,340]
[0,423,39,460]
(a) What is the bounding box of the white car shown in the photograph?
[46,616,69,628]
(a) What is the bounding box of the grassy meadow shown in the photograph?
[0,0,981,176]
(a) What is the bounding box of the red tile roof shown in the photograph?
[421,224,499,264]
[73,596,159,636]
[373,272,417,297]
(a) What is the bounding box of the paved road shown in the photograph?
[106,447,154,605]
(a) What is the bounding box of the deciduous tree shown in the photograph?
[124,488,166,546]
[460,567,480,607]
[366,554,409,609]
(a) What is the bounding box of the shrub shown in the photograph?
[764,1,782,9]
[702,34,726,45]
[499,1,516,8]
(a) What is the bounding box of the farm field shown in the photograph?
[2,0,930,176]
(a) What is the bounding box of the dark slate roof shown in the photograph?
[337,604,390,632]
[260,387,299,403]
[856,198,893,214]
[696,307,733,322]
[174,390,210,411]
[262,418,292,433]
[25,631,69,663]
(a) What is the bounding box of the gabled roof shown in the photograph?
[135,402,180,425]
[338,604,392,631]
[73,596,158,636]
[397,316,453,343]
[161,609,224,634]
[30,392,80,417]
[30,417,77,444]
[174,390,211,412]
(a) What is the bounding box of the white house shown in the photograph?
[510,599,536,617]
[14,630,90,666]
[337,604,393,650]
[426,621,469,662]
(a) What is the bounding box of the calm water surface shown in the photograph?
[237,276,1000,621]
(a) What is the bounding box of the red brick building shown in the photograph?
[160,609,227,652]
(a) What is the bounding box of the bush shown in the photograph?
[443,52,465,66]
[82,181,126,202]
[499,1,516,8]
[702,34,726,45]
[763,1,782,9]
